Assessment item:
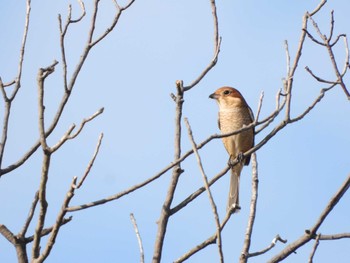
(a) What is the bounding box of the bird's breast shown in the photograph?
[219,107,251,133]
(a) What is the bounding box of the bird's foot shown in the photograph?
[237,152,245,163]
[227,157,235,168]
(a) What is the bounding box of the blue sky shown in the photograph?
[0,0,349,262]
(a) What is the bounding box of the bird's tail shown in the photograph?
[227,164,242,213]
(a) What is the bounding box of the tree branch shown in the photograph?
[183,0,221,91]
[33,178,77,263]
[18,191,39,238]
[308,233,321,263]
[269,174,350,262]
[130,213,145,263]
[240,153,259,262]
[184,118,224,263]
[75,133,104,189]
[152,80,184,263]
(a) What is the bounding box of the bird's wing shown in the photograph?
[217,113,221,130]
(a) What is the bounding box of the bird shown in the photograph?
[209,86,254,212]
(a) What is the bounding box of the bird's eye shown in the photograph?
[223,90,231,95]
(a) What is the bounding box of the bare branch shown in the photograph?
[75,133,104,189]
[184,118,224,263]
[308,233,321,263]
[0,225,28,263]
[50,108,104,152]
[23,217,72,243]
[254,92,264,123]
[289,86,333,123]
[240,153,259,263]
[130,213,145,263]
[31,153,51,260]
[0,0,31,172]
[170,165,230,215]
[174,212,233,263]
[309,0,327,16]
[37,60,59,152]
[18,191,39,238]
[305,66,336,84]
[183,0,221,91]
[1,0,135,177]
[69,108,104,140]
[8,0,31,100]
[0,224,16,244]
[248,235,287,258]
[34,178,77,263]
[319,233,350,240]
[269,174,350,262]
[153,80,184,263]
[307,13,350,99]
[284,40,291,75]
[89,0,136,47]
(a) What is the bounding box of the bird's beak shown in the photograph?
[209,93,219,99]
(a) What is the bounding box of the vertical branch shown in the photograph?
[0,81,11,169]
[130,213,145,263]
[31,153,51,260]
[183,0,221,91]
[18,191,39,238]
[9,0,32,100]
[308,234,321,263]
[0,0,31,171]
[153,81,184,263]
[284,13,307,120]
[31,61,57,260]
[33,177,77,263]
[184,118,224,263]
[240,153,258,263]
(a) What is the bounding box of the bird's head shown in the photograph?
[209,86,248,108]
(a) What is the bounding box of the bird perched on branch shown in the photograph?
[209,86,254,212]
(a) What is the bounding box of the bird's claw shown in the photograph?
[227,157,235,167]
[237,152,245,163]
[228,153,245,167]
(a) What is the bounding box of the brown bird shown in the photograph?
[209,86,254,212]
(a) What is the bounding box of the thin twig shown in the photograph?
[33,178,77,263]
[269,174,350,262]
[50,108,104,152]
[130,213,145,263]
[305,66,336,84]
[18,191,39,238]
[249,235,287,258]
[174,212,233,263]
[308,233,321,263]
[184,118,224,263]
[254,92,264,123]
[284,40,291,76]
[8,0,32,100]
[319,233,350,240]
[183,0,220,91]
[23,217,72,243]
[240,153,259,263]
[307,13,350,99]
[75,133,104,188]
[1,0,135,177]
[0,0,31,172]
[90,0,136,47]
